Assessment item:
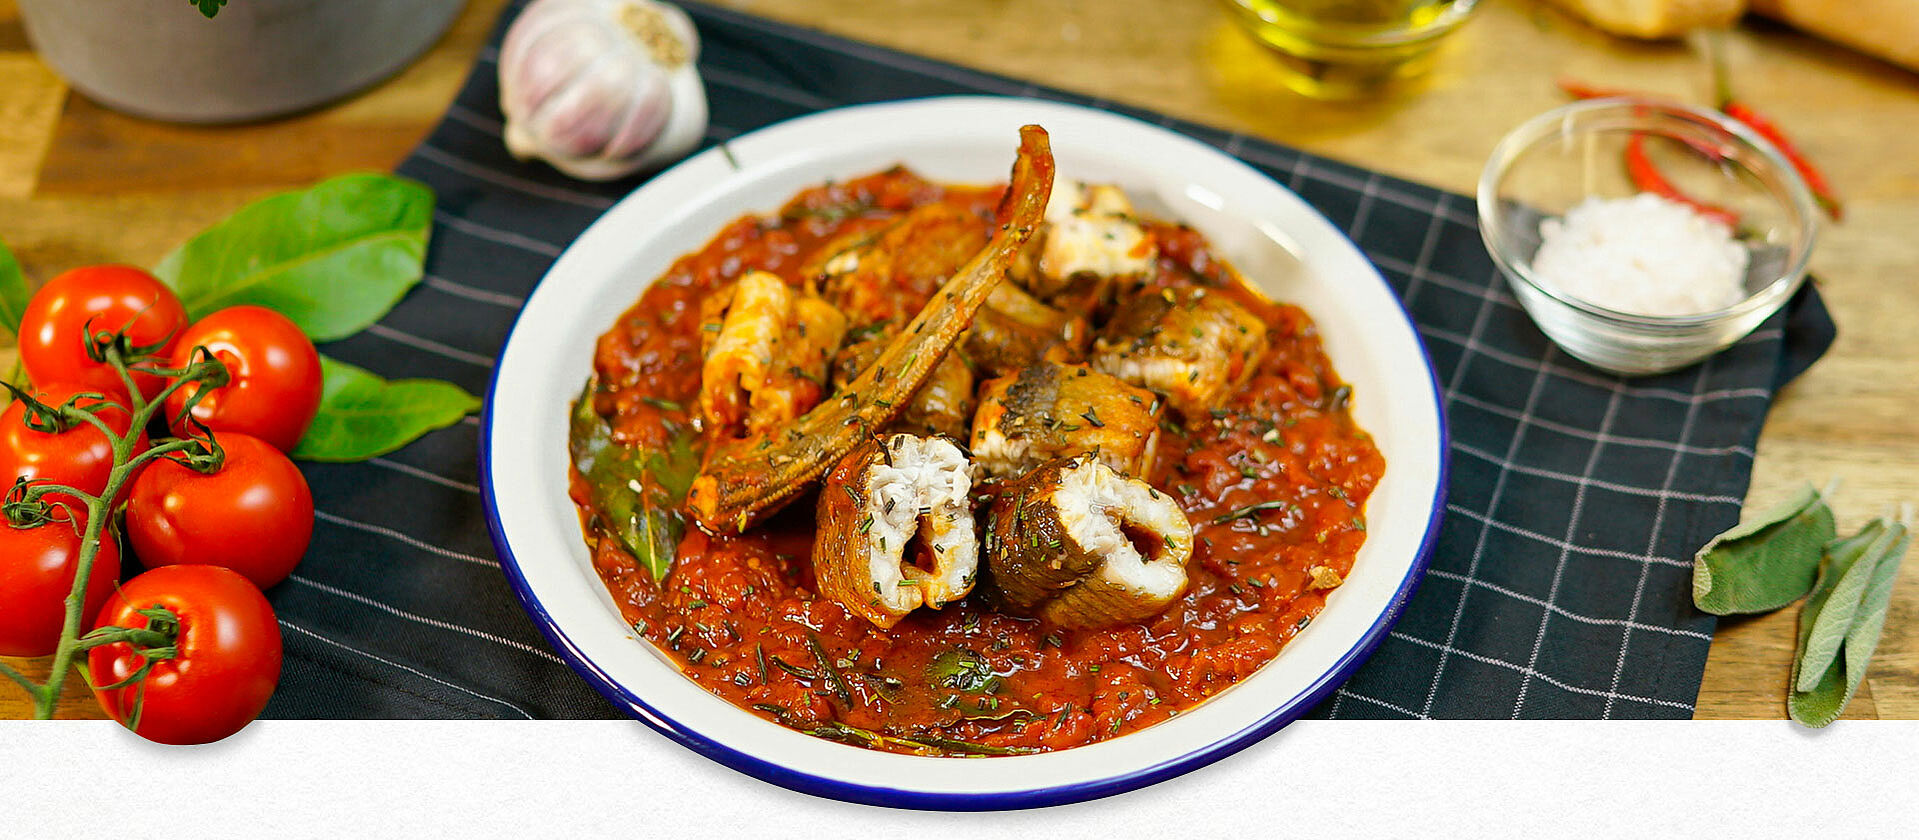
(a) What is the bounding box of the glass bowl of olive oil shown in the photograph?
[1222,0,1480,99]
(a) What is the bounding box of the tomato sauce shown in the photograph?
[572,168,1383,755]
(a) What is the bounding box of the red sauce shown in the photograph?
[572,168,1383,755]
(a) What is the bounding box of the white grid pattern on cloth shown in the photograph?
[1605,360,1714,716]
[1510,380,1623,717]
[1420,568,1712,641]
[280,619,537,719]
[1418,314,1555,718]
[314,510,498,569]
[1451,441,1744,506]
[286,575,565,665]
[1443,504,1692,569]
[424,273,527,309]
[268,0,1804,720]
[369,456,483,495]
[1387,631,1696,712]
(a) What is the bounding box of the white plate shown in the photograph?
[481,96,1447,809]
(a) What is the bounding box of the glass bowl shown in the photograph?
[1477,99,1818,376]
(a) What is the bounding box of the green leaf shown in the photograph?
[291,355,480,462]
[1797,522,1891,691]
[0,235,29,336]
[1843,522,1908,683]
[1789,518,1910,727]
[1692,483,1835,615]
[153,173,434,341]
[193,0,229,18]
[568,378,699,580]
[927,648,995,692]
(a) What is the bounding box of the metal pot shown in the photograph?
[17,0,466,124]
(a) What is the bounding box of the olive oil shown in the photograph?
[1224,0,1478,98]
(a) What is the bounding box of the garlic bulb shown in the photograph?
[498,0,708,181]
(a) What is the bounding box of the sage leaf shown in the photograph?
[1788,517,1910,727]
[1842,521,1908,684]
[0,236,28,336]
[1797,521,1891,691]
[568,378,699,580]
[154,173,434,341]
[1692,483,1835,615]
[291,355,480,462]
[1786,528,1872,727]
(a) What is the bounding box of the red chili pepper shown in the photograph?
[1708,46,1842,221]
[1721,101,1844,221]
[1624,133,1740,229]
[1556,78,1673,102]
[1556,78,1731,162]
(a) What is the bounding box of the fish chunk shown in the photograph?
[813,435,981,628]
[833,335,976,440]
[969,362,1161,480]
[984,455,1194,629]
[1028,180,1156,299]
[1092,286,1267,421]
[685,125,1055,533]
[816,202,991,330]
[960,279,1091,377]
[697,270,849,440]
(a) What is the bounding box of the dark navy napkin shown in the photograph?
[261,1,1835,721]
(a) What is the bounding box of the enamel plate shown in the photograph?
[482,96,1447,809]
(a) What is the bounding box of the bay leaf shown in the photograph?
[291,355,480,462]
[0,236,28,336]
[568,378,699,580]
[154,173,434,341]
[1693,483,1836,615]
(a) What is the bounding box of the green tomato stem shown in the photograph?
[25,343,229,721]
[32,490,108,720]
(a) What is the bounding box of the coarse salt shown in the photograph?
[1530,192,1750,317]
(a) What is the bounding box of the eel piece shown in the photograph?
[832,334,976,440]
[959,279,1090,378]
[685,125,1055,533]
[1026,180,1156,299]
[697,270,848,440]
[984,455,1194,629]
[969,361,1161,480]
[813,435,980,628]
[1091,286,1267,422]
[815,202,992,330]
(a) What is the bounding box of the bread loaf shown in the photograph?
[1545,0,1746,39]
[1751,0,1919,71]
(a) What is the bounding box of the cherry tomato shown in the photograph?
[0,513,121,657]
[125,433,313,589]
[0,381,149,510]
[17,265,188,404]
[164,306,322,453]
[88,565,281,745]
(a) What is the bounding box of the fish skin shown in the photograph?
[686,125,1057,533]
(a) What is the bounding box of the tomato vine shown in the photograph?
[0,324,231,719]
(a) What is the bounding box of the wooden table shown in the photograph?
[3,0,1914,721]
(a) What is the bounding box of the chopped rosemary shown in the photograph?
[806,631,854,708]
[1212,500,1293,524]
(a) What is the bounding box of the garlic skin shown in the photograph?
[498,0,709,181]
